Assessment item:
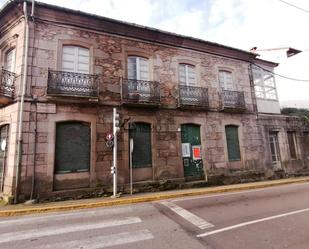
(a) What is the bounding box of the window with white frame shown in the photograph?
[252,66,277,100]
[179,64,196,86]
[62,46,90,74]
[127,56,149,80]
[219,70,233,90]
[4,48,16,73]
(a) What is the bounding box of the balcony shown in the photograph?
[221,90,246,112]
[122,78,160,107]
[47,70,99,101]
[0,68,15,106]
[179,85,208,109]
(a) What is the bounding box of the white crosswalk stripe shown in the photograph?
[0,206,133,228]
[32,229,154,249]
[161,201,214,229]
[0,217,142,244]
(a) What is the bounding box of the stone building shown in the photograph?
[0,1,308,203]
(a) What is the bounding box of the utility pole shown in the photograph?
[112,108,120,198]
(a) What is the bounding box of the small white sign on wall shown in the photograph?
[182,143,191,158]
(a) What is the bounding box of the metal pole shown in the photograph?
[129,138,133,195]
[112,108,117,198]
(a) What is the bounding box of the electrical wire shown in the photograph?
[252,62,309,82]
[278,0,309,14]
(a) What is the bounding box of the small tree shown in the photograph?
[281,107,309,125]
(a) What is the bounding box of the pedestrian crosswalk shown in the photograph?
[0,207,154,249]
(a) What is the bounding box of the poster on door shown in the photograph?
[192,145,202,160]
[182,143,191,158]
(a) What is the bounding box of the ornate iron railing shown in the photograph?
[179,85,208,108]
[0,68,15,98]
[222,90,245,109]
[122,78,160,105]
[47,70,99,98]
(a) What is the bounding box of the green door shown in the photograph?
[181,124,204,178]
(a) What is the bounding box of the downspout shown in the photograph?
[14,1,29,204]
[29,0,36,202]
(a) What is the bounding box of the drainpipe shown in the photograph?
[14,1,29,204]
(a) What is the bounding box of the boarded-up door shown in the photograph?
[0,125,8,192]
[129,123,152,168]
[181,124,204,178]
[55,122,90,173]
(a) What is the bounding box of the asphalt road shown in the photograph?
[1,182,309,249]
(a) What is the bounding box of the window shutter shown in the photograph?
[178,64,186,85]
[225,126,241,161]
[179,64,196,86]
[127,57,137,80]
[130,123,152,168]
[219,70,233,90]
[55,122,90,173]
[5,49,16,72]
[62,46,89,73]
[187,65,196,86]
[139,58,149,81]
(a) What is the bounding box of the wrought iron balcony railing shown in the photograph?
[222,90,246,110]
[47,70,99,98]
[122,78,160,105]
[0,68,15,99]
[179,85,208,108]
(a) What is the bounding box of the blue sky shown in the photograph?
[1,0,309,103]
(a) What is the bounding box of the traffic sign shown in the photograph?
[105,133,114,141]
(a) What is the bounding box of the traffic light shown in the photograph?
[113,108,121,134]
[111,166,116,175]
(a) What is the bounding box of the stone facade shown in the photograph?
[0,2,308,202]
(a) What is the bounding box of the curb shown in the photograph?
[1,177,309,217]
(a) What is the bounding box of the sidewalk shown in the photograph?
[1,176,309,217]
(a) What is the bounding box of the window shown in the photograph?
[127,56,149,80]
[55,122,90,173]
[62,46,90,74]
[269,132,280,162]
[179,64,196,86]
[287,132,297,159]
[252,66,277,100]
[0,125,9,191]
[4,49,16,72]
[225,125,241,161]
[219,70,233,90]
[129,123,152,168]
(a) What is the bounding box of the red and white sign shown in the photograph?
[105,133,114,141]
[192,145,202,160]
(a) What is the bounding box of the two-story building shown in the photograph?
[0,1,308,203]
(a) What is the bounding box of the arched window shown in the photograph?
[129,122,152,168]
[4,49,16,73]
[179,64,196,86]
[62,45,90,73]
[0,125,9,191]
[127,56,149,80]
[219,70,233,90]
[55,121,90,173]
[225,125,241,161]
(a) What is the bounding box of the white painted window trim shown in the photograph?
[253,66,278,100]
[179,64,196,86]
[127,56,149,81]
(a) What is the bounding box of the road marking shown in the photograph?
[172,181,309,203]
[197,207,309,237]
[0,206,133,227]
[0,216,141,244]
[32,229,154,249]
[161,201,214,229]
